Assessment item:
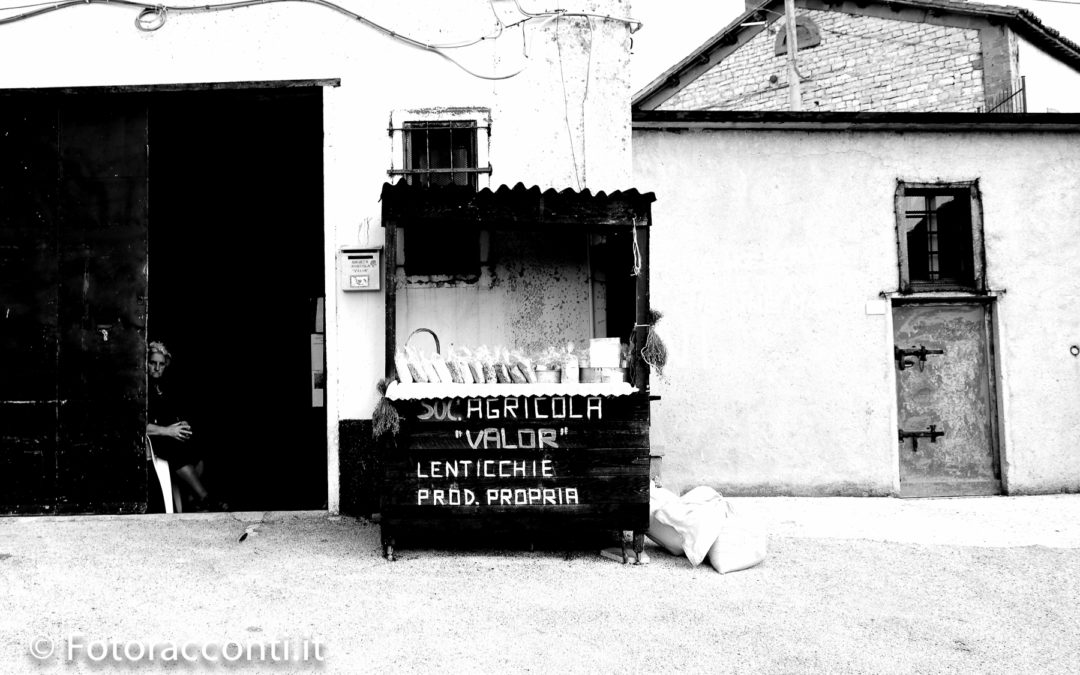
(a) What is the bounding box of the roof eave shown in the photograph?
[632,109,1080,132]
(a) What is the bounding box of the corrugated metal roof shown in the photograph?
[381,181,655,204]
[380,181,656,228]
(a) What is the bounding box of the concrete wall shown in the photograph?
[0,0,635,512]
[660,9,985,112]
[633,127,1080,496]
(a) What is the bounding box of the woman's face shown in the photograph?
[148,353,168,379]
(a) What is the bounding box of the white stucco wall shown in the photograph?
[634,126,1080,496]
[0,0,634,512]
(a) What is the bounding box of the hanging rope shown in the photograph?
[631,217,642,277]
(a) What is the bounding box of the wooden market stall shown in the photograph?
[377,181,656,560]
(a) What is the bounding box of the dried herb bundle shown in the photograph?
[640,309,668,377]
[628,309,669,383]
[371,378,401,439]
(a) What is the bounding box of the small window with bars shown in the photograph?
[394,121,482,189]
[896,182,984,292]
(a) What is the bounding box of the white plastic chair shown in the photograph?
[145,436,177,514]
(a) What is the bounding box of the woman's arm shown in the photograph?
[147,421,192,441]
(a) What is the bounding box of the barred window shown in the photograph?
[896,182,985,293]
[388,110,491,191]
[402,121,478,189]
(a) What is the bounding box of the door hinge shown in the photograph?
[898,424,945,452]
[895,345,945,372]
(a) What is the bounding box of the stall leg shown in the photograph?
[382,532,396,562]
[620,531,629,564]
[633,532,645,565]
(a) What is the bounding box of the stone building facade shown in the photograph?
[662,9,986,112]
[635,0,1080,114]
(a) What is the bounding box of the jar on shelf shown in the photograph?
[562,351,579,384]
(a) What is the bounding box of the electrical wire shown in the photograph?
[0,0,496,49]
[580,15,593,188]
[0,0,552,79]
[510,0,642,32]
[0,0,641,84]
[0,0,67,10]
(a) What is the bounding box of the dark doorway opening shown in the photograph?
[147,87,327,511]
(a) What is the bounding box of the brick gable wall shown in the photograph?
[659,9,985,112]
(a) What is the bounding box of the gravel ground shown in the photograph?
[2,498,1079,674]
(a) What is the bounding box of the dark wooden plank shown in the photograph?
[384,455,649,480]
[400,425,650,451]
[385,446,651,465]
[384,487,648,510]
[386,475,650,497]
[385,503,648,521]
[0,100,61,514]
[384,470,649,502]
[384,218,397,378]
[395,394,650,423]
[634,219,651,391]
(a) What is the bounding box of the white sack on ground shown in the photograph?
[647,483,685,555]
[653,486,728,566]
[706,503,768,574]
[654,486,769,573]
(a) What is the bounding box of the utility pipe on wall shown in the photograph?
[784,0,803,111]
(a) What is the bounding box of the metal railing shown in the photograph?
[981,76,1027,113]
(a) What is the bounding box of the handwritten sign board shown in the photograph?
[380,394,650,537]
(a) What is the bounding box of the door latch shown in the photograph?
[895,345,944,372]
[898,425,945,452]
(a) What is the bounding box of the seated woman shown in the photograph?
[146,340,227,512]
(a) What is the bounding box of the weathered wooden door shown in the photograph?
[0,93,149,514]
[0,98,61,513]
[893,303,1000,497]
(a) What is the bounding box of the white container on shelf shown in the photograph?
[535,366,561,384]
[589,338,622,368]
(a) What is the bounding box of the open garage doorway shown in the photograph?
[147,86,327,511]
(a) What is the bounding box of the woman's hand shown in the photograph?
[168,421,193,441]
